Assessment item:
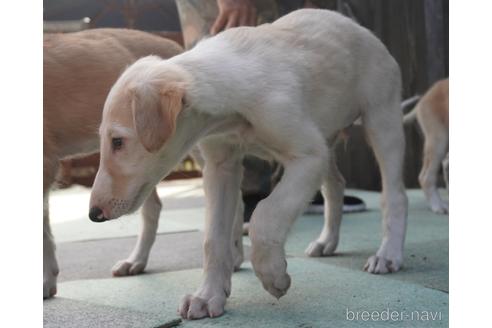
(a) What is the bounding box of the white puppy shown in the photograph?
[90,9,408,320]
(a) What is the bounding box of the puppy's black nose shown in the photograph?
[89,206,107,223]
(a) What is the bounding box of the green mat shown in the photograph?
[54,259,448,328]
[46,188,448,328]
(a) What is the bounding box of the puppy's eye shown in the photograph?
[112,137,123,151]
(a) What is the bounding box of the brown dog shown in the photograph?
[43,28,182,298]
[406,79,449,214]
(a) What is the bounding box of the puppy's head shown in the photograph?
[89,56,187,222]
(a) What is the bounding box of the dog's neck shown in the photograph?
[155,104,241,182]
[170,49,257,117]
[152,52,253,181]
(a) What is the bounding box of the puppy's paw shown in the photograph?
[43,269,58,299]
[178,292,227,320]
[251,245,291,299]
[232,247,244,272]
[305,237,338,257]
[430,201,448,215]
[112,259,146,277]
[43,278,57,299]
[363,255,402,274]
[257,268,291,299]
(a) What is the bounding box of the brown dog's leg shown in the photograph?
[419,138,449,214]
[43,155,59,299]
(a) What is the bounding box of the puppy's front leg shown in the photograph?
[232,191,245,271]
[179,142,242,320]
[250,153,326,298]
[190,147,244,271]
[112,188,161,276]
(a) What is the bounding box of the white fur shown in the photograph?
[91,9,408,320]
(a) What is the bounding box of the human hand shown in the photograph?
[211,0,257,35]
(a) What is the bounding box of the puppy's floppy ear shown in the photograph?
[130,83,185,153]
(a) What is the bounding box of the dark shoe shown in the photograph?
[305,192,366,214]
[304,192,324,214]
[342,195,366,213]
[243,193,268,223]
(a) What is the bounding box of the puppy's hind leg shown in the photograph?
[442,154,449,190]
[43,155,59,299]
[44,199,59,299]
[362,101,408,274]
[305,147,345,257]
[112,188,161,276]
[232,189,245,271]
[419,137,449,214]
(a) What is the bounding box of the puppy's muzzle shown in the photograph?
[89,206,107,223]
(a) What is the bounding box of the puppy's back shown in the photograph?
[44,29,182,76]
[77,28,183,60]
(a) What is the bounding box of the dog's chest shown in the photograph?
[221,123,277,161]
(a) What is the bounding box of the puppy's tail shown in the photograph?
[403,106,418,124]
[401,95,421,125]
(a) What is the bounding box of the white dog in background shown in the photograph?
[405,79,449,214]
[89,9,408,320]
